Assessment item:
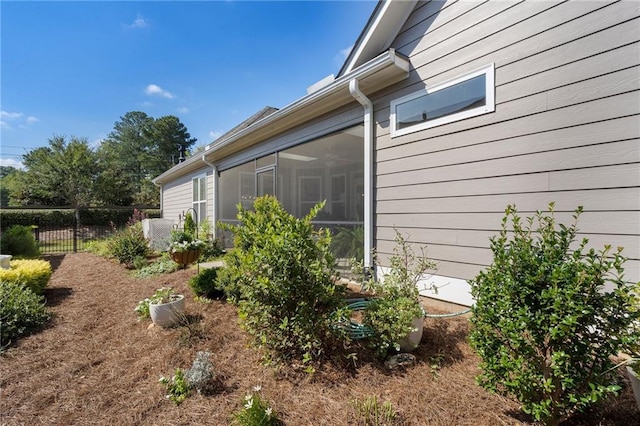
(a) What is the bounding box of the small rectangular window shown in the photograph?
[390,63,495,137]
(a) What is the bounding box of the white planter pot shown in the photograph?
[398,316,424,352]
[149,295,185,327]
[627,365,640,410]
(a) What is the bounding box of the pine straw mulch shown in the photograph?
[0,253,638,426]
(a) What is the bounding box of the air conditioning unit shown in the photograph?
[142,219,174,252]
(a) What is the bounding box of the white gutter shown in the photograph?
[202,155,218,238]
[208,49,407,154]
[348,79,374,270]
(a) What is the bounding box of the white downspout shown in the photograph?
[202,155,218,238]
[349,79,374,270]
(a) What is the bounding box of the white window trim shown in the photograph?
[390,63,495,138]
[192,174,207,224]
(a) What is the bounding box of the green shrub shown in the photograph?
[0,280,51,347]
[221,195,346,368]
[469,203,640,425]
[183,212,196,237]
[0,225,40,258]
[84,239,112,257]
[188,267,224,299]
[107,223,149,268]
[0,259,52,294]
[131,255,179,278]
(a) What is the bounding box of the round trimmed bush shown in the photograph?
[0,225,40,258]
[188,267,224,299]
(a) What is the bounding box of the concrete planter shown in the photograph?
[149,295,185,327]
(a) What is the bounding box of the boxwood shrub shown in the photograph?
[0,225,40,258]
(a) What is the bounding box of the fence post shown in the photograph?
[73,216,78,253]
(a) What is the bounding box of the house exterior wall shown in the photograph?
[161,168,214,229]
[371,0,640,304]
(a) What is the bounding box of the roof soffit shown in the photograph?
[339,0,419,77]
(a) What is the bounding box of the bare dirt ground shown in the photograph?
[1,253,638,425]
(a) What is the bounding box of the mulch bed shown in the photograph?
[0,253,637,425]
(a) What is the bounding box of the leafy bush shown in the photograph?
[221,195,346,368]
[0,225,40,258]
[359,229,435,358]
[469,203,640,425]
[363,296,423,358]
[107,223,149,268]
[83,239,112,257]
[0,280,51,347]
[130,255,179,278]
[0,259,52,294]
[188,267,224,299]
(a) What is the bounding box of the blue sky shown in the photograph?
[1,0,376,169]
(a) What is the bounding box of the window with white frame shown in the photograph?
[390,63,495,137]
[192,175,207,225]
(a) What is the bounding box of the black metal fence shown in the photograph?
[1,207,160,254]
[33,219,117,253]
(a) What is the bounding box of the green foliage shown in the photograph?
[84,239,112,257]
[107,223,149,268]
[331,225,365,262]
[220,195,346,367]
[16,136,99,211]
[97,112,196,205]
[0,281,51,347]
[363,296,423,358]
[159,352,218,405]
[0,208,160,229]
[233,386,280,426]
[135,287,178,320]
[360,229,435,358]
[0,225,40,258]
[130,256,179,278]
[183,212,196,237]
[469,203,640,425]
[188,267,224,299]
[201,238,225,260]
[0,259,52,294]
[352,395,398,426]
[159,369,191,405]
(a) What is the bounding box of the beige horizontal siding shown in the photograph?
[374,0,640,289]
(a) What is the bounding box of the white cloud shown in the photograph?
[145,84,174,99]
[208,130,223,140]
[124,14,150,29]
[337,44,353,62]
[1,110,23,120]
[0,158,25,170]
[0,110,38,128]
[177,106,189,114]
